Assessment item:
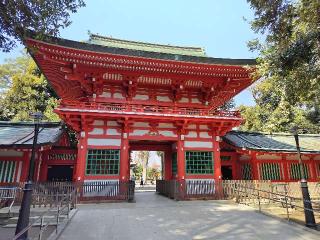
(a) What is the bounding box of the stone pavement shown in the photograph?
[58,192,319,240]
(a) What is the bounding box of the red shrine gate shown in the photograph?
[24,34,256,196]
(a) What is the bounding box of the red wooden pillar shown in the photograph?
[74,131,87,182]
[309,156,317,181]
[282,154,289,181]
[177,136,185,180]
[213,136,222,180]
[21,151,30,182]
[251,152,259,180]
[120,136,129,181]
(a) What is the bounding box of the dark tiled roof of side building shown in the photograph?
[0,121,64,148]
[223,131,320,153]
[26,33,256,66]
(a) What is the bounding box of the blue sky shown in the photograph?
[0,0,258,106]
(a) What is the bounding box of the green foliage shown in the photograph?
[147,167,160,182]
[0,0,85,52]
[243,0,320,133]
[0,54,60,121]
[132,164,143,179]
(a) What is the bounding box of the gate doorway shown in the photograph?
[131,151,163,186]
[47,165,73,181]
[129,141,174,194]
[221,166,233,180]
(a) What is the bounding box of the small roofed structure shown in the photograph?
[219,131,320,181]
[0,122,65,148]
[0,122,76,183]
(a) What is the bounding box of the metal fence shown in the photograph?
[231,181,320,228]
[156,179,228,200]
[12,188,77,240]
[156,179,319,227]
[77,180,135,202]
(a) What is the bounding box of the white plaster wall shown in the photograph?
[199,132,211,138]
[199,125,209,130]
[133,122,149,127]
[89,128,104,135]
[187,124,197,129]
[114,92,124,99]
[186,131,197,138]
[256,154,281,160]
[184,141,213,148]
[87,138,121,146]
[106,129,121,136]
[133,94,149,100]
[107,121,119,127]
[159,131,177,137]
[93,120,104,126]
[100,92,111,98]
[159,123,175,128]
[157,96,171,102]
[191,98,201,103]
[286,154,309,160]
[179,97,189,103]
[131,130,149,136]
[0,150,23,157]
[240,155,251,161]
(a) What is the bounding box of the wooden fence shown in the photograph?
[78,180,135,202]
[0,180,135,208]
[156,180,313,201]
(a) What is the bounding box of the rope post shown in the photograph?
[284,187,290,222]
[257,189,261,212]
[38,216,44,240]
[56,206,60,234]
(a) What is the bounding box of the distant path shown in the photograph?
[58,192,319,240]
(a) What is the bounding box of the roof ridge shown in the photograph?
[89,34,205,51]
[0,121,61,127]
[229,130,320,137]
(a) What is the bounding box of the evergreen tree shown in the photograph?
[0,54,59,121]
[241,0,320,133]
[0,0,85,52]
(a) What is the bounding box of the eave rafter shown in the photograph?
[27,39,253,79]
[27,38,255,110]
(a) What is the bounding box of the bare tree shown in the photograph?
[136,151,150,184]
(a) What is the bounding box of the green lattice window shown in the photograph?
[0,161,17,183]
[221,156,231,161]
[260,163,282,180]
[185,151,213,174]
[242,164,252,180]
[290,163,309,180]
[172,152,177,175]
[86,149,120,175]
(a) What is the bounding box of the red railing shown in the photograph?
[58,101,241,118]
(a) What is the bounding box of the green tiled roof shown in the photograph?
[224,131,320,153]
[0,121,64,148]
[26,32,256,66]
[88,34,207,57]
